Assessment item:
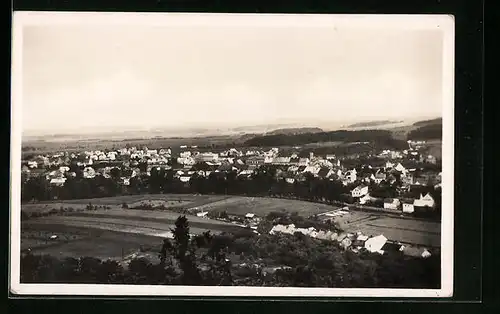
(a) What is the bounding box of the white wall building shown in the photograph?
[351,185,369,198]
[383,198,401,210]
[402,202,415,213]
[414,193,436,208]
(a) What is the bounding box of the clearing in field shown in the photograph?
[198,196,341,217]
[324,210,441,247]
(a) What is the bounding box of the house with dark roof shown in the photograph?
[373,170,387,184]
[297,165,307,173]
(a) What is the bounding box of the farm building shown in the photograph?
[49,177,66,187]
[402,199,415,213]
[351,185,369,198]
[414,193,436,208]
[383,198,401,210]
[196,211,209,218]
[364,235,388,254]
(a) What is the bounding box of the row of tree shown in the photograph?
[407,124,443,140]
[22,216,441,288]
[21,165,441,219]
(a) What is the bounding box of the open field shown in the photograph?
[22,194,340,217]
[193,196,342,217]
[27,194,229,206]
[326,210,441,247]
[423,140,443,159]
[21,225,164,262]
[22,208,245,237]
[20,195,441,262]
[21,208,242,263]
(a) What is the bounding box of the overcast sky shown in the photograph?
[20,15,445,134]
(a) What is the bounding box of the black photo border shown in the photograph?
[6,0,484,312]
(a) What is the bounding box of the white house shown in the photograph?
[196,211,209,218]
[414,193,436,208]
[394,163,407,175]
[359,193,372,205]
[373,170,387,184]
[245,213,256,219]
[298,158,310,166]
[83,167,96,179]
[402,201,415,213]
[351,185,369,198]
[325,154,336,161]
[344,169,357,183]
[177,157,196,166]
[196,152,219,162]
[273,157,291,165]
[303,165,321,176]
[49,177,67,186]
[340,237,352,250]
[364,235,388,253]
[383,198,401,210]
[107,152,117,160]
[179,176,191,183]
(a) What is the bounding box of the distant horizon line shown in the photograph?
[22,115,442,138]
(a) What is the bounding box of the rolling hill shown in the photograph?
[265,127,323,136]
[347,120,403,128]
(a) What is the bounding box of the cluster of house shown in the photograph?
[21,144,440,198]
[377,140,438,165]
[269,223,432,258]
[349,160,440,213]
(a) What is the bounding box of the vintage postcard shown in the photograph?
[10,12,454,297]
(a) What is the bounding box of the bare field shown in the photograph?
[22,203,89,213]
[64,209,237,226]
[19,195,342,261]
[22,226,164,262]
[424,140,442,159]
[20,195,441,261]
[23,214,243,237]
[32,194,229,206]
[202,196,341,217]
[330,211,441,247]
[22,195,340,218]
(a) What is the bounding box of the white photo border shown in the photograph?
[9,11,455,298]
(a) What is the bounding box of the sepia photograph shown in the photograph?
[10,12,454,297]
